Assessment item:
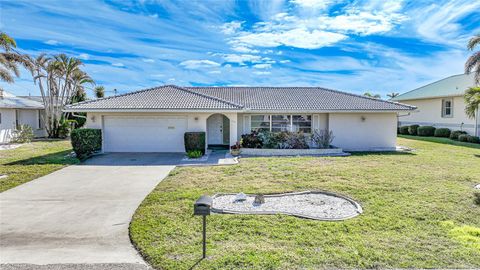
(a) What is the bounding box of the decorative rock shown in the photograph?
[233,192,247,203]
[253,194,265,205]
[475,184,480,190]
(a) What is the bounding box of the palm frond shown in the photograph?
[467,34,480,51]
[0,66,14,83]
[464,87,480,119]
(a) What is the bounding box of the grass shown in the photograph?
[130,137,480,269]
[398,134,480,149]
[0,140,79,192]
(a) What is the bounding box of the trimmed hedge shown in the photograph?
[408,125,419,135]
[449,130,467,140]
[184,132,206,154]
[458,134,470,142]
[71,128,102,160]
[468,136,480,144]
[434,128,451,138]
[399,126,410,135]
[417,126,436,136]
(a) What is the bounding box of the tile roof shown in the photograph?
[66,85,415,112]
[0,92,44,109]
[392,73,475,101]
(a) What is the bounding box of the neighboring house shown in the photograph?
[65,85,415,152]
[0,91,46,143]
[392,74,480,136]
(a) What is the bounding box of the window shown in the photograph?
[250,114,312,133]
[38,110,43,129]
[292,115,312,133]
[442,99,453,117]
[271,115,290,132]
[0,112,2,124]
[251,115,270,132]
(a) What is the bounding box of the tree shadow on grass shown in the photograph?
[4,150,79,166]
[399,135,480,150]
[350,151,416,157]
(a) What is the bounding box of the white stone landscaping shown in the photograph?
[239,147,347,156]
[211,191,362,221]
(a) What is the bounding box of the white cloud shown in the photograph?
[291,0,336,10]
[208,70,221,74]
[142,58,155,63]
[44,39,59,45]
[253,71,271,75]
[221,54,262,65]
[179,59,220,69]
[279,60,291,63]
[253,63,272,69]
[221,21,243,35]
[78,53,89,60]
[112,62,125,67]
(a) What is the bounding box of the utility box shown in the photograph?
[194,195,212,216]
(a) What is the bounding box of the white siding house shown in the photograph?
[0,91,46,143]
[66,85,415,152]
[392,74,479,136]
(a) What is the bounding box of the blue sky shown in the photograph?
[1,0,479,97]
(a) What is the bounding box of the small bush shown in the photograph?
[282,132,309,149]
[70,128,102,160]
[184,132,205,154]
[408,125,419,135]
[399,126,410,135]
[450,130,467,140]
[11,124,34,143]
[434,128,451,138]
[186,150,203,159]
[417,126,436,136]
[458,134,470,142]
[241,131,263,148]
[311,129,334,148]
[467,135,480,144]
[474,192,480,206]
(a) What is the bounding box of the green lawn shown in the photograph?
[130,137,480,269]
[0,140,79,192]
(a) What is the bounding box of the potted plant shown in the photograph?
[230,141,241,156]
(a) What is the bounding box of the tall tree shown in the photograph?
[387,92,400,99]
[0,32,32,89]
[29,53,93,138]
[465,34,480,85]
[94,85,105,98]
[364,92,381,99]
[464,87,480,136]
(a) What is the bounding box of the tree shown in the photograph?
[29,53,93,138]
[387,92,399,99]
[465,34,480,85]
[364,92,381,99]
[94,85,105,98]
[464,87,480,136]
[0,32,32,89]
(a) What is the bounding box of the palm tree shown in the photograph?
[364,92,381,99]
[387,92,399,99]
[465,34,480,85]
[0,32,32,88]
[94,85,105,98]
[464,87,480,136]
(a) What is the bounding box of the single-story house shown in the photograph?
[0,90,46,143]
[392,73,480,136]
[64,85,415,152]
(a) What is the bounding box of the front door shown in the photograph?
[207,114,224,145]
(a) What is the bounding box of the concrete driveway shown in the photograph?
[0,153,181,268]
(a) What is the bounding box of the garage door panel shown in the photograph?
[104,116,187,152]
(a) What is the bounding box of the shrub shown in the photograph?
[11,124,34,143]
[241,131,263,148]
[70,128,102,160]
[467,135,480,144]
[458,134,470,142]
[311,129,334,148]
[260,131,289,149]
[434,128,451,138]
[184,132,206,154]
[417,126,436,136]
[282,132,309,149]
[186,150,203,159]
[450,130,467,140]
[408,125,419,135]
[474,192,480,206]
[399,126,410,135]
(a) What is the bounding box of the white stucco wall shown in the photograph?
[0,108,46,143]
[85,112,239,152]
[398,96,478,136]
[0,109,16,143]
[329,113,397,151]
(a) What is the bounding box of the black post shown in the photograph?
[202,215,207,259]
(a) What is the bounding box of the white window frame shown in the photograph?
[250,114,312,133]
[442,99,453,118]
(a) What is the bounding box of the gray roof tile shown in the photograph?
[66,85,415,111]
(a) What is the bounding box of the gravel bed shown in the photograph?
[211,191,362,221]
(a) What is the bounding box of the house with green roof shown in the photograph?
[392,73,479,136]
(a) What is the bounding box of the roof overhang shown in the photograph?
[63,108,416,113]
[392,94,463,102]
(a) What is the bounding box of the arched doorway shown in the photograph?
[207,114,230,148]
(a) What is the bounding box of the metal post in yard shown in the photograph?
[202,215,207,259]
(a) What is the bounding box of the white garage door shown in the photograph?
[103,116,187,152]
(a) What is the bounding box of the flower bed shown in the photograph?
[240,147,345,156]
